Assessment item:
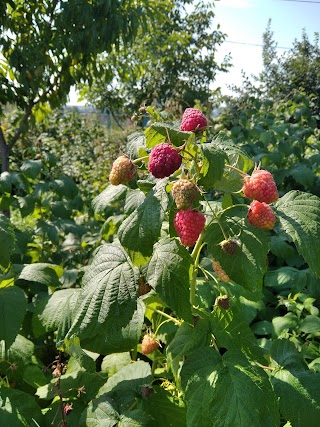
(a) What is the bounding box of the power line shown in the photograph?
[278,0,320,3]
[225,40,290,50]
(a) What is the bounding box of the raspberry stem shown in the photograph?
[220,203,249,218]
[154,318,173,337]
[225,164,248,177]
[132,155,149,164]
[147,306,181,325]
[190,231,206,306]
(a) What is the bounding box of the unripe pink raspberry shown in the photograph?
[174,209,206,247]
[242,168,279,204]
[141,334,159,355]
[247,201,276,230]
[109,155,135,185]
[212,261,230,283]
[180,108,208,132]
[148,143,182,178]
[172,179,199,210]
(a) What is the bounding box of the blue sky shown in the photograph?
[213,0,320,94]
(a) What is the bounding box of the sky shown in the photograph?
[68,0,320,105]
[213,0,320,94]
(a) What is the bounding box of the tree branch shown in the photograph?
[10,100,35,147]
[0,125,10,173]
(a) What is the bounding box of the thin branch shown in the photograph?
[10,99,35,147]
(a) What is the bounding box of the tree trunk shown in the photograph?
[0,126,11,217]
[0,126,10,173]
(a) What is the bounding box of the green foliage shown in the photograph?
[146,238,193,322]
[0,287,27,348]
[0,387,43,426]
[80,0,230,117]
[271,340,320,426]
[181,347,279,427]
[118,180,169,257]
[0,214,15,268]
[261,22,320,116]
[0,0,167,175]
[276,191,320,276]
[2,103,320,426]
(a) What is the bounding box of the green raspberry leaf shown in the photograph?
[99,360,151,396]
[181,347,280,427]
[97,360,152,411]
[64,337,97,373]
[275,190,320,277]
[17,263,63,287]
[0,214,15,269]
[92,185,128,215]
[146,237,193,322]
[80,299,145,354]
[20,159,42,180]
[101,352,132,377]
[198,143,228,189]
[0,286,27,348]
[126,131,147,157]
[0,388,43,426]
[205,215,270,292]
[166,320,211,382]
[271,339,320,426]
[211,135,254,192]
[79,395,119,427]
[118,180,169,257]
[145,122,190,148]
[66,243,139,347]
[141,386,187,427]
[210,305,263,358]
[33,288,80,342]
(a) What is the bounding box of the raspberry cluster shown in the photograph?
[174,209,206,247]
[148,143,182,178]
[172,179,199,210]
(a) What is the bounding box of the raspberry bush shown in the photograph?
[2,106,320,426]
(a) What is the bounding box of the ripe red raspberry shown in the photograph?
[172,179,199,210]
[219,238,240,255]
[141,334,159,355]
[109,155,135,185]
[174,209,206,247]
[148,143,182,178]
[212,261,230,283]
[180,108,208,132]
[247,201,276,230]
[242,168,279,204]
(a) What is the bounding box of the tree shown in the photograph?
[80,0,230,119]
[0,0,167,172]
[260,22,320,111]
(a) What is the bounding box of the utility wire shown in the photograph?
[225,40,290,50]
[278,0,320,3]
